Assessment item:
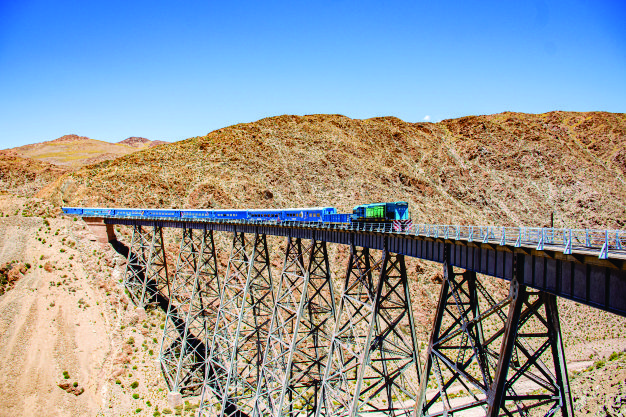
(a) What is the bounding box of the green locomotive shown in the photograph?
[352,201,410,223]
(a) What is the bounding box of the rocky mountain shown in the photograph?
[117,137,168,148]
[6,134,167,169]
[41,111,626,229]
[117,137,151,147]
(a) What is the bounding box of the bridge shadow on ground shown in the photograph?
[111,240,248,417]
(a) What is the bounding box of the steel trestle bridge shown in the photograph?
[76,212,626,417]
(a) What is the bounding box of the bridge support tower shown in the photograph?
[316,238,421,417]
[417,245,573,416]
[123,223,170,307]
[160,225,221,404]
[199,229,275,417]
[254,233,337,417]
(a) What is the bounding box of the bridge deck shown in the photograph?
[89,216,626,318]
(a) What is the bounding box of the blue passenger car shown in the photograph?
[81,207,115,216]
[248,209,282,222]
[213,210,248,220]
[142,209,181,218]
[180,210,214,219]
[114,208,145,217]
[62,207,83,215]
[282,207,337,222]
[323,213,353,223]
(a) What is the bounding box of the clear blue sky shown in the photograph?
[1,0,624,148]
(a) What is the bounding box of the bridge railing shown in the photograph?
[410,224,625,259]
[99,214,625,259]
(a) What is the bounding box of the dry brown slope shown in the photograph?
[8,134,168,169]
[41,111,626,229]
[0,151,69,197]
[0,196,174,416]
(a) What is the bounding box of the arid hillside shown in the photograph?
[42,111,626,229]
[7,134,168,169]
[0,151,69,197]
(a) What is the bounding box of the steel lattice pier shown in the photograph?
[118,225,577,417]
[160,225,221,398]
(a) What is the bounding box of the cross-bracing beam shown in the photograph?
[417,245,573,416]
[254,233,337,417]
[199,229,274,417]
[316,238,421,417]
[116,223,575,416]
[123,223,170,307]
[160,225,221,400]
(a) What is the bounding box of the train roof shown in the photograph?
[184,208,247,211]
[276,207,336,211]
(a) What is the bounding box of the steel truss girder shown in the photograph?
[487,285,574,417]
[316,240,421,417]
[123,223,170,306]
[160,225,221,396]
[418,247,573,416]
[254,234,337,417]
[199,230,274,417]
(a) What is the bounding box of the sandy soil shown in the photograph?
[0,196,178,416]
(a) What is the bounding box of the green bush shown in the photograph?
[131,381,139,389]
[133,393,140,399]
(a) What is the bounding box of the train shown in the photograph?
[62,201,410,225]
